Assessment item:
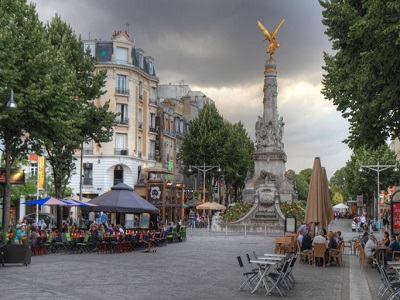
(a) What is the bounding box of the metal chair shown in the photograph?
[237,256,259,292]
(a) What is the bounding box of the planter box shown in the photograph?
[3,244,31,266]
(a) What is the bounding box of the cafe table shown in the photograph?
[249,260,278,295]
[263,253,287,258]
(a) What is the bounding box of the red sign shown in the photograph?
[393,203,400,234]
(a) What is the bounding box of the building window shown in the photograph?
[138,52,143,69]
[148,60,153,75]
[138,137,142,157]
[117,75,129,95]
[30,163,38,177]
[115,133,127,155]
[116,47,128,64]
[83,163,93,185]
[83,140,94,154]
[149,140,155,160]
[139,81,143,100]
[150,113,156,130]
[116,104,128,124]
[113,165,124,185]
[83,42,95,56]
[138,108,143,129]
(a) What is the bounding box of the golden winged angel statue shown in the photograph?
[257,19,285,57]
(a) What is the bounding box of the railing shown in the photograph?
[83,178,93,185]
[139,94,143,101]
[115,148,128,155]
[115,88,130,95]
[116,117,129,125]
[149,126,157,133]
[82,149,93,155]
[138,151,142,158]
[148,154,155,161]
[149,98,157,105]
[138,122,142,129]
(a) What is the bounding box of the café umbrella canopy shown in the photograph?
[196,201,226,210]
[332,203,349,211]
[21,197,72,206]
[87,183,159,214]
[304,157,333,232]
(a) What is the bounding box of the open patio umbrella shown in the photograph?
[87,183,159,214]
[332,203,349,210]
[21,197,72,206]
[304,157,332,232]
[196,201,226,210]
[63,198,97,207]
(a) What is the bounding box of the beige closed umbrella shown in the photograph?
[304,157,331,232]
[321,167,333,230]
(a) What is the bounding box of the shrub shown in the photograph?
[280,200,305,224]
[221,201,253,222]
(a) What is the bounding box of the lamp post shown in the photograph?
[359,162,398,225]
[2,89,18,239]
[188,162,221,203]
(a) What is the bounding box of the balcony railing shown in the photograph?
[149,98,157,105]
[116,117,129,125]
[149,126,158,133]
[82,148,93,155]
[139,94,143,101]
[138,122,143,129]
[115,87,130,95]
[138,151,142,158]
[83,178,93,185]
[115,148,128,155]
[148,153,155,161]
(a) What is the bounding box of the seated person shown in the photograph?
[386,235,400,262]
[297,229,305,245]
[301,231,314,255]
[361,232,369,248]
[326,231,337,262]
[382,231,390,247]
[107,224,115,235]
[29,226,38,246]
[14,225,26,244]
[364,234,377,258]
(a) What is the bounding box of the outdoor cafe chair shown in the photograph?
[266,259,290,297]
[76,233,92,253]
[237,255,259,292]
[297,239,312,265]
[0,243,5,267]
[166,227,177,243]
[328,240,344,267]
[313,242,326,267]
[375,260,400,300]
[357,242,375,268]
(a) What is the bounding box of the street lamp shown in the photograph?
[188,162,221,203]
[2,89,18,240]
[359,162,398,224]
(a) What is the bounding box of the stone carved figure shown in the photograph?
[257,19,285,57]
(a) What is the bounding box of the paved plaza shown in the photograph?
[0,219,384,300]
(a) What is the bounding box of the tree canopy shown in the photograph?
[319,0,400,149]
[179,102,254,201]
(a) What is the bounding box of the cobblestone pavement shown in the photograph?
[0,219,383,300]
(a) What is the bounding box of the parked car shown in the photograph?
[23,213,58,227]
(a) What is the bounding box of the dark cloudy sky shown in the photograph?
[31,0,352,178]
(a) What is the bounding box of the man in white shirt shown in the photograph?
[364,234,377,257]
[313,230,327,248]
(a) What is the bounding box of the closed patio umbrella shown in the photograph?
[321,167,333,229]
[304,157,332,232]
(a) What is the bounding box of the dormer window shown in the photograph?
[139,52,143,69]
[83,42,95,56]
[148,60,153,75]
[116,47,128,64]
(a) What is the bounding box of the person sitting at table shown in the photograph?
[334,231,343,243]
[107,224,115,235]
[301,230,314,261]
[382,231,390,247]
[326,231,337,262]
[313,230,327,247]
[364,234,377,263]
[14,224,26,244]
[361,232,369,248]
[297,228,305,244]
[386,235,400,263]
[29,226,39,246]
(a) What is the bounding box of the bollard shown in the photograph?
[225,225,228,238]
[265,225,267,239]
[244,224,247,238]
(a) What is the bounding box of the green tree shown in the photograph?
[330,185,344,206]
[179,103,253,202]
[0,0,50,236]
[342,145,400,216]
[295,168,312,201]
[319,0,400,149]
